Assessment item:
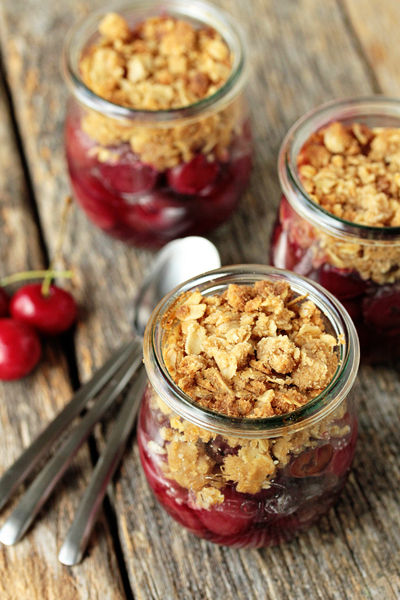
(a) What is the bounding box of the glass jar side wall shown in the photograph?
[270,195,400,362]
[65,95,252,248]
[137,383,357,548]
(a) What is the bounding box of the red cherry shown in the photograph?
[279,194,297,226]
[362,288,400,331]
[167,154,220,195]
[99,153,158,195]
[0,288,9,317]
[329,421,357,477]
[10,284,77,335]
[290,445,333,477]
[65,116,97,170]
[70,176,118,230]
[0,319,41,380]
[270,222,298,271]
[198,495,251,537]
[319,264,367,300]
[340,298,363,324]
[123,192,188,232]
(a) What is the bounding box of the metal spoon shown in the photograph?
[0,236,220,547]
[58,236,221,565]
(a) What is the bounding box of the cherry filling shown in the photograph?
[65,112,252,249]
[270,195,400,362]
[137,391,357,549]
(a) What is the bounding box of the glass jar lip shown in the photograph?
[143,264,360,439]
[278,95,400,244]
[62,0,248,124]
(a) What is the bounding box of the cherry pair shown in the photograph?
[0,283,77,381]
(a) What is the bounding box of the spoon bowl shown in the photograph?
[134,236,221,336]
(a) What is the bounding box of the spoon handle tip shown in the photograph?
[59,367,147,566]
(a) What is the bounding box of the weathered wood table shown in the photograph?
[0,0,399,598]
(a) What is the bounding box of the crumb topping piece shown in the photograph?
[149,386,349,501]
[298,122,400,227]
[78,13,242,171]
[80,13,232,111]
[162,281,338,418]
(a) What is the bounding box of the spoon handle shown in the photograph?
[0,339,138,513]
[0,343,142,546]
[58,366,147,566]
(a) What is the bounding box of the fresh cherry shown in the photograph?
[0,288,9,317]
[362,288,400,331]
[10,284,77,335]
[0,319,41,380]
[167,154,220,195]
[319,264,367,300]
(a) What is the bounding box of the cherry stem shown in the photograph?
[0,270,73,287]
[41,196,73,297]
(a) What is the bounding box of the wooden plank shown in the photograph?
[0,69,124,600]
[338,0,400,95]
[1,0,400,599]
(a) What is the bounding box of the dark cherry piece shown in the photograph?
[0,288,9,317]
[0,319,42,380]
[319,264,367,300]
[290,445,333,477]
[10,284,78,335]
[167,154,220,195]
[99,154,158,195]
[362,288,400,331]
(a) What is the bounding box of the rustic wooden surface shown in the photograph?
[0,54,125,600]
[0,0,399,599]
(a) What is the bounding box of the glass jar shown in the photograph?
[62,0,252,248]
[271,97,400,362]
[138,265,359,548]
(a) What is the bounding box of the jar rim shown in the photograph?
[143,265,360,439]
[62,0,248,124]
[278,96,400,244]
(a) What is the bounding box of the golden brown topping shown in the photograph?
[162,282,338,418]
[298,121,400,227]
[148,387,349,503]
[78,13,242,171]
[98,12,131,42]
[80,14,232,111]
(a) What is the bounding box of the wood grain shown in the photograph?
[339,0,400,96]
[0,61,124,600]
[0,0,400,598]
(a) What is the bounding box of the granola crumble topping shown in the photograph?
[78,13,240,170]
[81,13,232,110]
[148,387,347,501]
[297,122,400,284]
[298,122,400,227]
[162,281,338,418]
[142,281,347,506]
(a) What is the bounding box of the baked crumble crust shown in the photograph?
[162,281,338,418]
[150,389,348,501]
[81,14,232,110]
[298,122,400,227]
[78,13,241,170]
[296,122,400,284]
[143,282,345,505]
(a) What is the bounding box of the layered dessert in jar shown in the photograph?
[271,98,400,362]
[63,2,252,248]
[139,266,359,548]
